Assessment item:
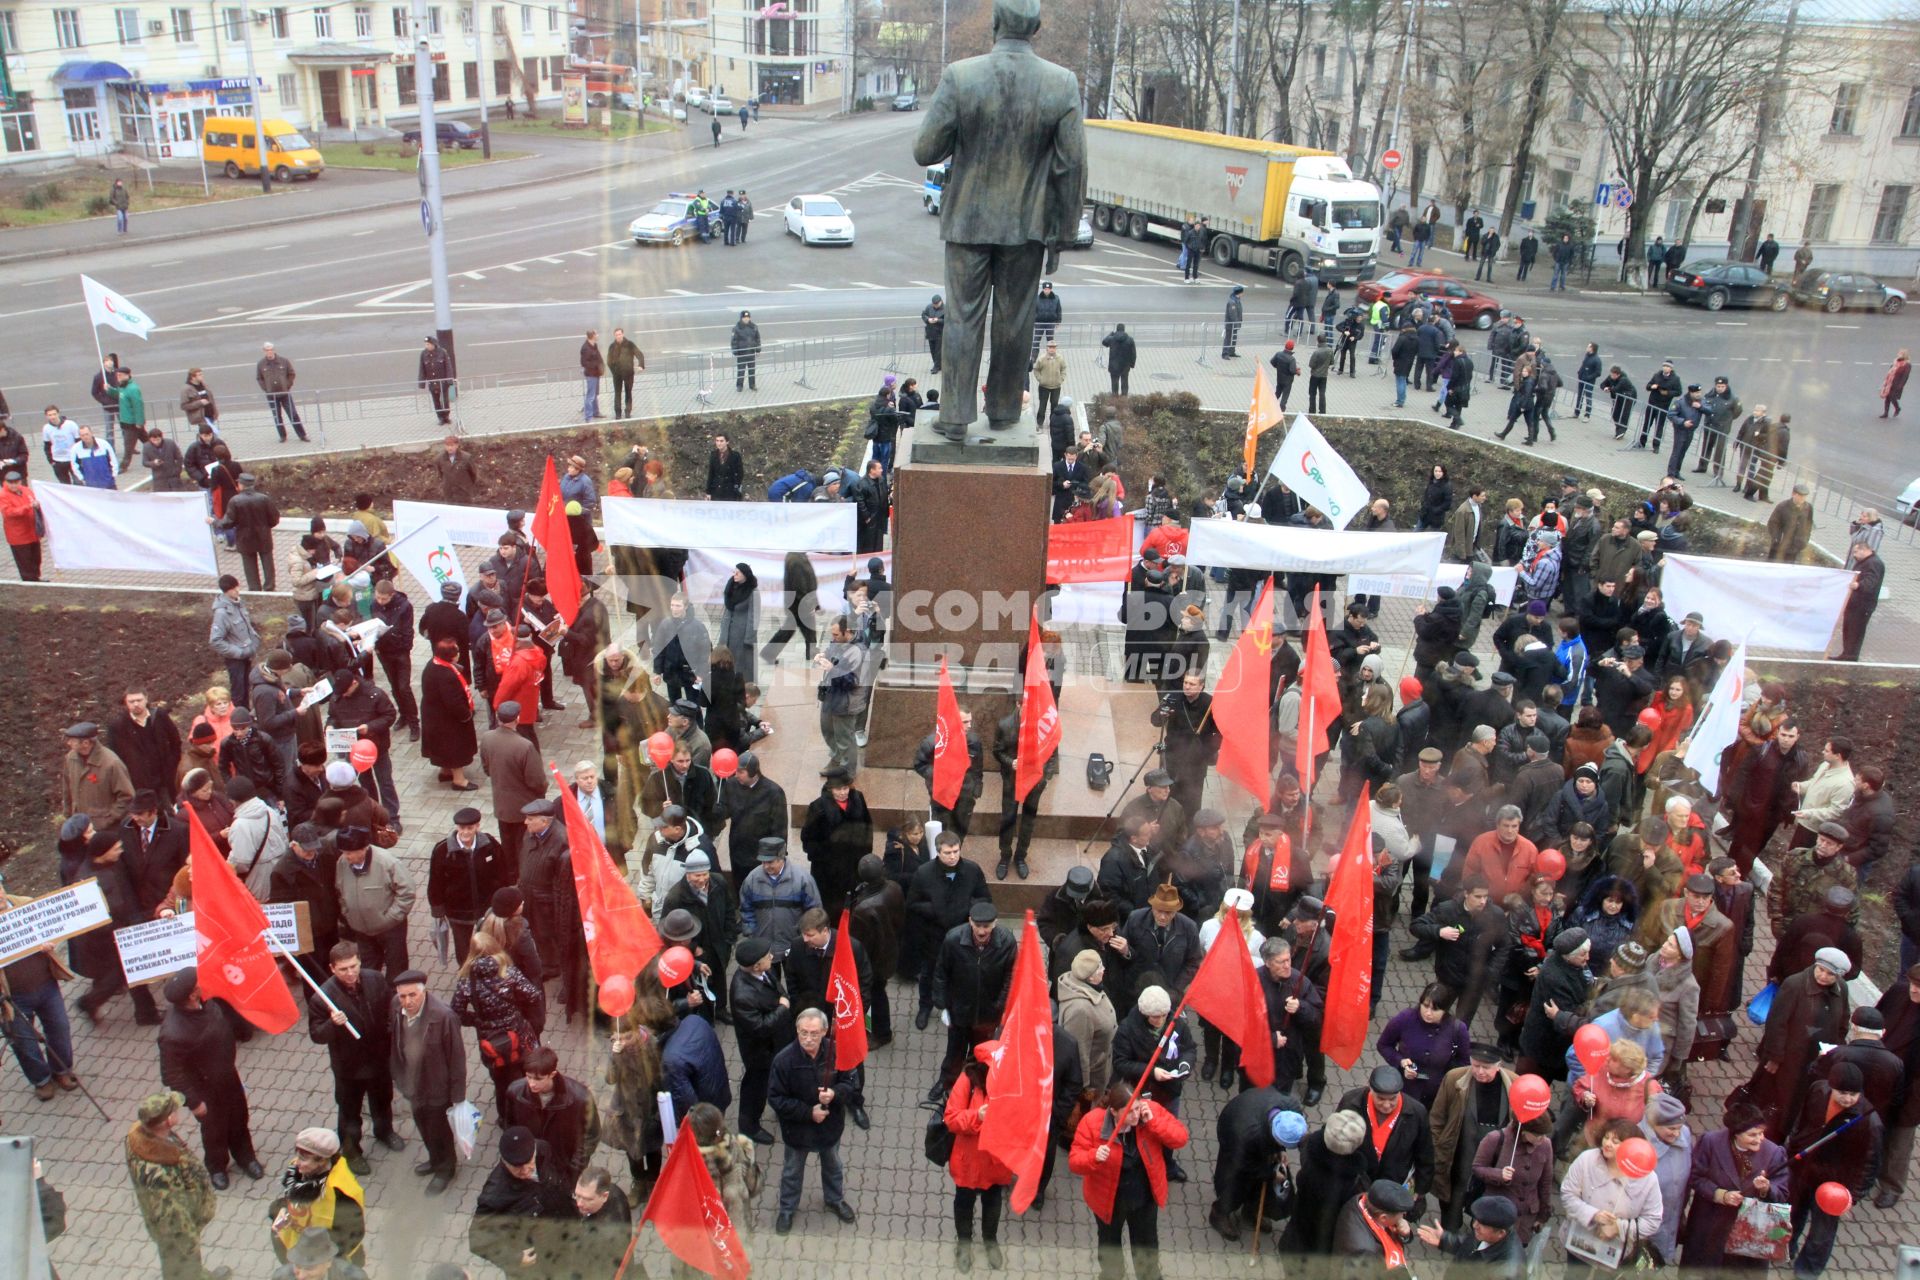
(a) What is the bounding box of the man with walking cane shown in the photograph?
[0,890,96,1108]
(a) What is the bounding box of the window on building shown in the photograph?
[0,12,15,53]
[224,6,243,39]
[494,59,512,94]
[427,6,442,34]
[397,64,417,104]
[522,55,538,87]
[115,8,142,44]
[1873,185,1911,244]
[548,4,559,29]
[1902,86,1920,139]
[0,94,38,153]
[1803,183,1840,241]
[1478,168,1501,207]
[277,72,298,102]
[1312,44,1326,84]
[170,7,194,40]
[53,9,83,48]
[394,6,407,36]
[463,61,479,98]
[457,6,471,34]
[269,6,290,37]
[314,8,334,38]
[1566,68,1588,123]
[354,5,372,36]
[1830,83,1860,135]
[549,59,562,90]
[433,62,450,100]
[521,3,533,32]
[1548,167,1573,210]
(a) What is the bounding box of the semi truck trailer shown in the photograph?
[1085,119,1383,283]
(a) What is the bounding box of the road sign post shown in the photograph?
[1380,148,1402,171]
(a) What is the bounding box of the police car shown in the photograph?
[628,193,700,246]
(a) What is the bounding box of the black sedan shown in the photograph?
[1789,270,1907,315]
[400,120,481,150]
[1664,260,1788,312]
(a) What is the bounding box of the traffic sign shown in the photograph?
[420,198,434,236]
[1380,149,1402,171]
[1613,184,1634,210]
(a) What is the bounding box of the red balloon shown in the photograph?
[1616,1136,1658,1179]
[1508,1074,1553,1122]
[1536,848,1567,881]
[1637,705,1665,729]
[1815,1182,1853,1217]
[657,945,695,986]
[1573,1022,1613,1076]
[598,973,635,1018]
[646,731,675,769]
[349,739,379,771]
[711,748,740,779]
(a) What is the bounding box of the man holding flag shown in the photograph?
[994,612,1063,881]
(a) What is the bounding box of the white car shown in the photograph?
[684,87,709,111]
[784,194,855,246]
[708,94,735,116]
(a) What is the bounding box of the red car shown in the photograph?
[1356,269,1503,329]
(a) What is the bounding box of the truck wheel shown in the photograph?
[1277,252,1305,283]
[1093,205,1113,232]
[223,161,240,179]
[273,166,292,183]
[1209,234,1237,267]
[1129,211,1150,241]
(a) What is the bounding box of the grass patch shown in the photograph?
[316,142,526,170]
[0,179,256,228]
[484,112,683,140]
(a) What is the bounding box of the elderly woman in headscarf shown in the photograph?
[718,564,760,685]
[1679,1101,1789,1270]
[1640,1092,1693,1265]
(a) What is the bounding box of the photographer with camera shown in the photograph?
[1150,670,1220,822]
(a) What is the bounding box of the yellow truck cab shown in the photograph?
[202,116,325,181]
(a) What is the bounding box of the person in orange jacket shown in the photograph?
[1069,1079,1190,1280]
[944,1045,1015,1273]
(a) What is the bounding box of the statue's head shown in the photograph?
[993,0,1041,39]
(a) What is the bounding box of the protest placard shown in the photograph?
[0,880,112,966]
[115,901,314,985]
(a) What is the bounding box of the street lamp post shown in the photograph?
[1224,0,1240,135]
[412,0,457,372]
[474,1,491,157]
[240,10,271,192]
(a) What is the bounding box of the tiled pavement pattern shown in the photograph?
[17,574,1917,1280]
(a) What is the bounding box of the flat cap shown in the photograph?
[1684,873,1715,894]
[1368,1064,1405,1095]
[1813,947,1851,975]
[968,900,998,924]
[735,937,772,966]
[521,798,555,817]
[1144,768,1174,788]
[1817,821,1849,841]
[499,1125,537,1165]
[391,968,429,987]
[295,1127,342,1157]
[59,814,91,843]
[1492,672,1517,688]
[1062,865,1094,900]
[1826,886,1856,912]
[756,836,788,861]
[1366,1179,1416,1214]
[62,721,99,739]
[138,1089,185,1123]
[287,1229,339,1266]
[1853,1007,1885,1030]
[1418,747,1444,763]
[1554,927,1591,956]
[1469,1195,1518,1229]
[1192,808,1226,828]
[1469,1042,1506,1064]
[162,968,199,1005]
[453,806,483,825]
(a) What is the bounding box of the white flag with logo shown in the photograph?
[388,514,469,602]
[1682,638,1748,794]
[80,275,157,339]
[1266,414,1371,531]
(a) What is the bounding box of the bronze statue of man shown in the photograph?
[912,0,1085,442]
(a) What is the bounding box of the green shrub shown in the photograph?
[19,183,63,210]
[84,195,112,216]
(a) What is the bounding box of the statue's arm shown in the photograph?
[912,85,959,166]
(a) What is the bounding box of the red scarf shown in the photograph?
[1684,902,1708,931]
[489,626,515,674]
[1243,837,1292,894]
[1366,1094,1401,1158]
[1358,1200,1408,1271]
[433,656,473,711]
[1522,905,1551,957]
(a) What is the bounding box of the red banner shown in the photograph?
[1295,585,1341,805]
[556,764,661,987]
[932,656,967,809]
[1183,919,1276,1087]
[1320,794,1375,1069]
[531,454,583,625]
[1211,576,1275,805]
[829,908,868,1070]
[183,804,300,1034]
[1045,514,1134,584]
[639,1117,752,1277]
[1015,610,1061,803]
[978,913,1053,1213]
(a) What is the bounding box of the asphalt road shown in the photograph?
[3,109,1917,499]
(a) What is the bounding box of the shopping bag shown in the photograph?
[448,1099,483,1162]
[1746,981,1778,1026]
[431,916,452,967]
[1725,1198,1791,1262]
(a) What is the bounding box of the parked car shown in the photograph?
[685,87,709,111]
[891,92,918,111]
[708,94,735,116]
[628,193,700,246]
[1356,269,1502,329]
[401,119,481,150]
[1664,260,1789,312]
[784,194,855,246]
[1789,270,1906,315]
[1072,209,1095,248]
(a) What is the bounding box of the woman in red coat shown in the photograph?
[1069,1080,1189,1280]
[945,1050,1014,1272]
[1635,676,1695,772]
[1882,348,1910,418]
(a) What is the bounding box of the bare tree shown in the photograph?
[1256,0,1312,140]
[1566,0,1779,280]
[1146,0,1238,129]
[1326,0,1395,169]
[1494,0,1573,237]
[1412,0,1509,221]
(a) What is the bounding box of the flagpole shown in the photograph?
[263,930,361,1039]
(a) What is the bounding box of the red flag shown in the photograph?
[639,1117,752,1278]
[1243,366,1284,479]
[1183,923,1276,1087]
[182,804,300,1034]
[1319,792,1375,1069]
[931,655,967,809]
[829,908,868,1070]
[979,913,1053,1213]
[1209,576,1275,804]
[1294,585,1341,798]
[1015,610,1061,804]
[1045,514,1134,583]
[531,454,583,625]
[554,764,661,985]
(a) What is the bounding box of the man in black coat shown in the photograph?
[715,751,789,890]
[994,696,1056,881]
[307,942,397,1175]
[1257,933,1324,1097]
[1121,883,1203,1001]
[427,807,511,965]
[1410,882,1509,1028]
[1210,1085,1305,1239]
[799,772,873,917]
[1110,984,1195,1178]
[1334,1065,1435,1201]
[1749,953,1852,1138]
[661,850,741,1020]
[1873,966,1920,1208]
[216,707,283,801]
[1785,1064,1877,1276]
[1049,895,1135,1009]
[418,581,473,680]
[119,791,188,918]
[1101,323,1138,394]
[504,1046,601,1182]
[540,1168,632,1278]
[106,690,181,808]
[390,970,466,1192]
[1152,669,1221,821]
[1415,1193,1525,1276]
[157,967,263,1189]
[768,1009,862,1234]
[730,938,795,1144]
[1811,1007,1904,1129]
[1097,814,1159,919]
[905,832,991,1028]
[931,900,1017,1096]
[469,1126,574,1273]
[59,816,159,1026]
[271,824,343,988]
[705,433,745,501]
[784,907,874,1024]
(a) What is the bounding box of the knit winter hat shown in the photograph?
[1323,1110,1367,1156]
[1071,950,1103,982]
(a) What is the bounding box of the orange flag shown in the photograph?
[1183,920,1276,1087]
[182,804,300,1034]
[554,764,661,993]
[1209,576,1275,804]
[1320,792,1375,1068]
[1242,366,1283,479]
[1015,610,1061,803]
[1294,585,1341,803]
[978,913,1053,1212]
[829,908,868,1070]
[931,655,967,809]
[639,1117,752,1277]
[531,454,584,625]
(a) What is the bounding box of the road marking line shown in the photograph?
[259,244,289,251]
[572,249,598,258]
[1715,321,1747,326]
[790,283,824,291]
[666,288,699,296]
[727,285,763,293]
[149,259,182,267]
[603,291,637,300]
[351,229,378,237]
[463,271,486,280]
[504,264,526,272]
[849,281,884,289]
[539,257,564,265]
[1827,324,1860,330]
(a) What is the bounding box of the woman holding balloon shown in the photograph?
[1785,1062,1875,1278]
[1469,1078,1556,1245]
[1678,1102,1790,1269]
[1558,1118,1664,1273]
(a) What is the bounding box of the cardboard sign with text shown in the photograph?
[0,880,112,966]
[115,900,314,986]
